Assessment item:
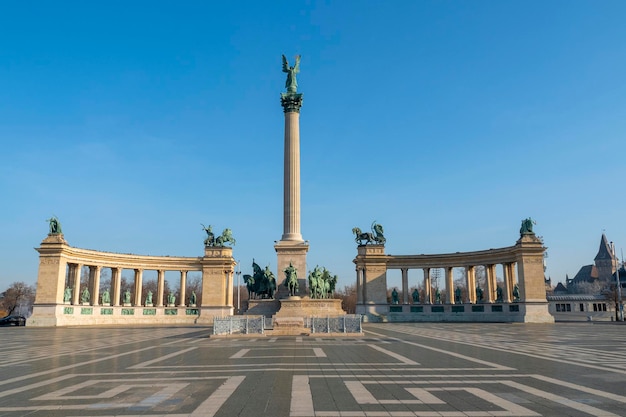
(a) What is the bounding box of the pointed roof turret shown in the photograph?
[594,233,615,261]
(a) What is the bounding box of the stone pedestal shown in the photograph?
[267,297,347,336]
[274,240,309,296]
[197,246,236,324]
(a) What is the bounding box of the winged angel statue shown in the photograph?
[282,54,301,93]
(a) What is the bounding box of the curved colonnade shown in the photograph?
[354,233,553,323]
[27,234,235,326]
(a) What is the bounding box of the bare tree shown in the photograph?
[335,284,357,314]
[0,282,36,316]
[187,273,203,306]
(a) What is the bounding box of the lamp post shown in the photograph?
[236,261,241,314]
[614,247,623,321]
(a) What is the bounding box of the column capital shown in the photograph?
[280,93,303,113]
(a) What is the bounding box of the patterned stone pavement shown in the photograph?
[0,322,625,416]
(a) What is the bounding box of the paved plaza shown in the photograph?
[1,323,625,416]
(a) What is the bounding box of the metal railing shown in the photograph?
[213,316,265,335]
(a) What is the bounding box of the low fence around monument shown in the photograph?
[310,315,362,334]
[213,316,266,335]
[212,315,363,335]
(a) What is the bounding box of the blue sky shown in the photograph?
[1,1,625,291]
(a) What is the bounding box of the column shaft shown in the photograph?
[112,268,121,307]
[90,266,101,306]
[445,267,454,304]
[72,264,82,305]
[133,269,143,306]
[423,268,431,304]
[486,264,496,303]
[157,270,165,307]
[179,270,187,307]
[282,111,303,241]
[401,268,409,304]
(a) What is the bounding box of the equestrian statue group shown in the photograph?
[243,260,277,300]
[352,221,386,245]
[202,224,236,247]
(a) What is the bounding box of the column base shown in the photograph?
[274,240,309,297]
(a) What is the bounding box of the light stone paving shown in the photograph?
[0,323,624,416]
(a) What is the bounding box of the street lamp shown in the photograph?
[614,246,623,322]
[236,260,241,314]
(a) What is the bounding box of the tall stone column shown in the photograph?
[91,266,101,306]
[275,90,309,293]
[157,270,165,307]
[111,267,121,307]
[72,263,82,306]
[133,269,143,306]
[423,268,431,304]
[445,267,454,304]
[486,264,496,303]
[466,266,476,303]
[179,270,187,307]
[401,268,409,304]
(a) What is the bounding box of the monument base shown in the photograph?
[274,240,309,297]
[274,297,345,318]
[196,306,234,325]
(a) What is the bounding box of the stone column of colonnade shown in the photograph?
[179,270,187,307]
[71,263,81,305]
[90,266,101,306]
[502,263,513,303]
[156,270,164,307]
[111,268,121,306]
[465,266,476,304]
[445,267,454,304]
[486,264,496,303]
[401,268,409,304]
[423,268,431,304]
[133,269,143,306]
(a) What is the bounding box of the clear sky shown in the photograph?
[1,1,625,292]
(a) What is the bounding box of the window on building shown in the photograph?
[580,303,584,312]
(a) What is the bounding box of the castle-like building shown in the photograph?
[565,234,619,289]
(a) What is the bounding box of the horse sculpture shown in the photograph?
[215,228,236,246]
[352,221,386,245]
[243,260,276,299]
[307,266,338,299]
[352,227,375,245]
[283,263,299,296]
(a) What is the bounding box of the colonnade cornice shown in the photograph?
[382,245,521,269]
[38,244,204,271]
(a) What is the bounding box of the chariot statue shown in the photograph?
[352,221,386,245]
[202,224,236,247]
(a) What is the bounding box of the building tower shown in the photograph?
[595,233,617,281]
[274,55,309,294]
